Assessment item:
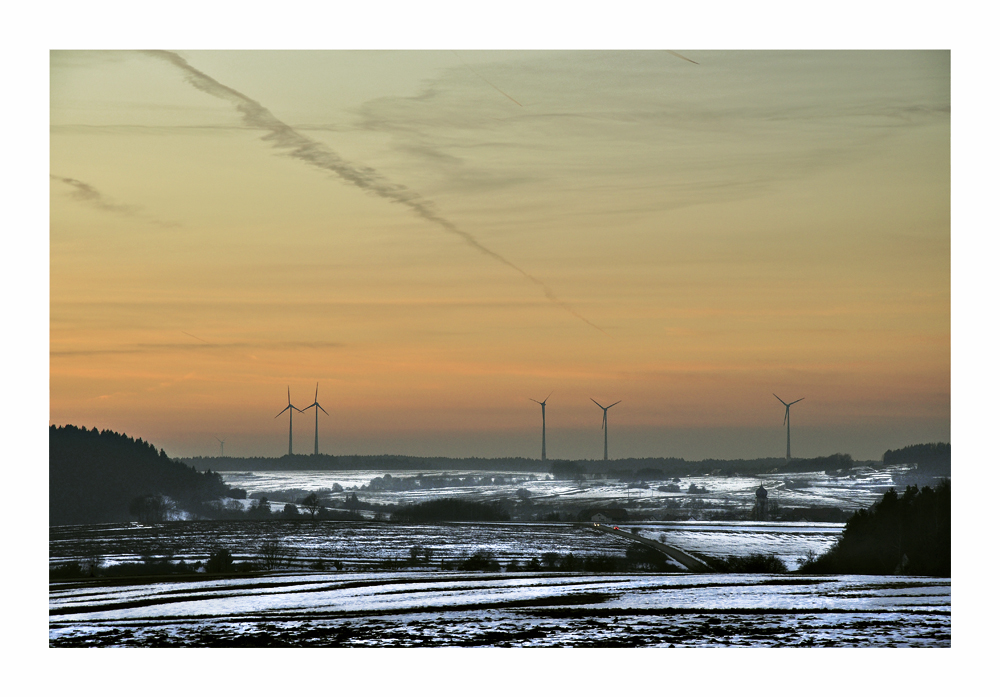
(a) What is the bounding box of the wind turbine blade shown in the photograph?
[783,409,787,426]
[287,386,291,404]
[608,400,621,409]
[544,391,552,403]
[591,398,605,409]
[315,382,319,401]
[318,404,329,415]
[529,398,541,405]
[275,405,290,418]
[773,393,790,407]
[790,398,804,406]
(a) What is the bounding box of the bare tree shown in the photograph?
[301,493,320,518]
[258,539,293,571]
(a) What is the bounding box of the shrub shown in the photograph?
[558,553,581,571]
[624,543,672,571]
[50,562,85,580]
[206,548,235,573]
[721,553,789,573]
[409,545,432,564]
[459,549,500,571]
[581,555,623,572]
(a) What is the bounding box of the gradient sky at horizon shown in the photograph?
[49,50,950,461]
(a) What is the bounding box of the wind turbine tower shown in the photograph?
[529,393,551,461]
[591,398,621,461]
[275,386,304,456]
[773,394,804,461]
[215,437,225,457]
[303,382,330,456]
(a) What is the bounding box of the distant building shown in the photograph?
[752,483,769,520]
[591,512,611,523]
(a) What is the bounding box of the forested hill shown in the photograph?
[50,425,238,526]
[882,443,951,470]
[801,480,950,576]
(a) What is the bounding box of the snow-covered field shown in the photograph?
[49,571,950,647]
[221,466,913,514]
[49,466,948,647]
[49,520,841,572]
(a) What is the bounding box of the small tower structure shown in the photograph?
[752,482,769,520]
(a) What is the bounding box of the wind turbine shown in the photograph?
[529,393,552,461]
[215,437,225,457]
[302,382,329,456]
[773,394,804,461]
[275,386,304,456]
[591,398,621,461]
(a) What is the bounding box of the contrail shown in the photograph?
[666,50,699,65]
[181,331,209,343]
[452,51,523,106]
[142,51,605,335]
[51,174,180,227]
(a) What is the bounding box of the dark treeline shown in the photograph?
[883,442,949,467]
[801,480,950,576]
[882,442,950,480]
[700,553,790,573]
[361,472,536,492]
[391,499,511,523]
[50,425,243,526]
[186,452,875,477]
[558,453,858,480]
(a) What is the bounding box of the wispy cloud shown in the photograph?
[51,174,181,228]
[51,175,139,215]
[352,51,948,216]
[51,340,345,357]
[140,50,605,335]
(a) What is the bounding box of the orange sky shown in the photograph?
[49,50,950,460]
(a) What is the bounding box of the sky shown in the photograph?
[49,49,951,461]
